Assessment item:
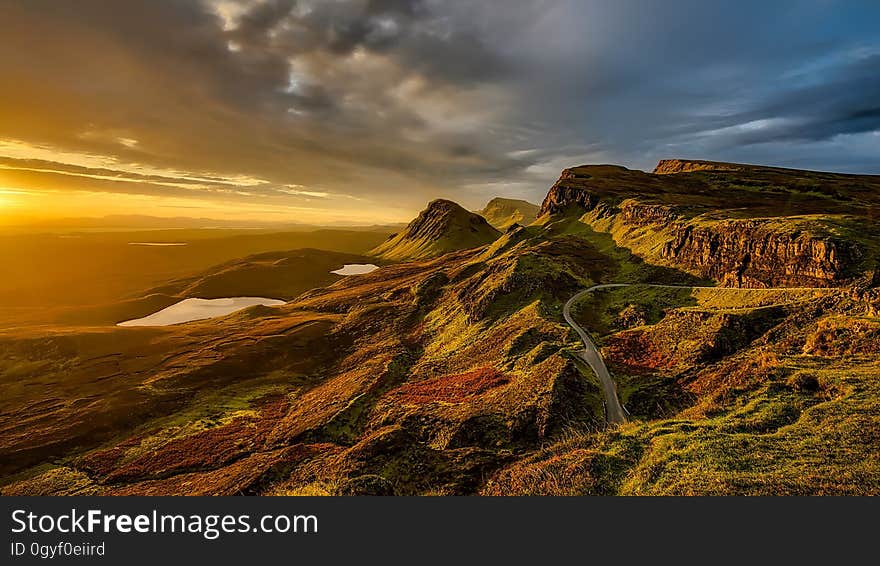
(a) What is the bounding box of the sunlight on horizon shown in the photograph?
[0,183,407,225]
[0,139,412,226]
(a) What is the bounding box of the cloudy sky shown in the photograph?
[0,0,878,223]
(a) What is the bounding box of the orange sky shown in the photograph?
[0,140,414,225]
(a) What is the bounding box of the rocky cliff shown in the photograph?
[538,160,877,288]
[652,159,746,175]
[538,166,618,216]
[658,220,858,288]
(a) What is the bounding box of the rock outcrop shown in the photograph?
[659,220,858,288]
[539,168,602,216]
[653,159,745,175]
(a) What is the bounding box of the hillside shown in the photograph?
[370,199,501,261]
[2,159,878,496]
[538,160,880,287]
[478,197,540,229]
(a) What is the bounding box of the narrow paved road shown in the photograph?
[563,284,631,425]
[563,283,835,426]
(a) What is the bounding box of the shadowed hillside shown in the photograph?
[58,248,381,326]
[0,227,394,328]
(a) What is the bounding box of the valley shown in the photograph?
[0,228,393,328]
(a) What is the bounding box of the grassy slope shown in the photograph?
[1,228,611,494]
[485,285,880,495]
[478,198,540,229]
[545,164,880,282]
[479,165,880,494]
[7,219,875,495]
[550,162,880,217]
[370,201,500,261]
[0,310,340,482]
[369,227,495,260]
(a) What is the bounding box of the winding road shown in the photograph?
[563,284,632,425]
[563,283,835,426]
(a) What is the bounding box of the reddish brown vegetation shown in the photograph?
[250,393,291,438]
[402,322,426,347]
[602,331,675,372]
[802,318,880,357]
[107,443,339,496]
[75,435,146,477]
[393,367,510,404]
[105,419,256,482]
[483,448,601,496]
[685,351,780,403]
[82,393,292,484]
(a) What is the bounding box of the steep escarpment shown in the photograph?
[371,199,501,261]
[539,160,879,288]
[538,165,634,216]
[658,220,859,287]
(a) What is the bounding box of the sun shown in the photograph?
[0,188,28,214]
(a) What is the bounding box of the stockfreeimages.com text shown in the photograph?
[10,509,317,540]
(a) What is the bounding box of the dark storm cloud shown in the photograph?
[231,0,510,86]
[0,0,878,217]
[718,53,880,145]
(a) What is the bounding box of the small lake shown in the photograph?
[118,297,286,327]
[128,242,188,246]
[331,264,379,275]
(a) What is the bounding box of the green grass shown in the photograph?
[485,288,880,495]
[621,360,880,495]
[563,350,607,423]
[550,216,709,286]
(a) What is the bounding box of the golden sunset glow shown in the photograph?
[0,140,412,224]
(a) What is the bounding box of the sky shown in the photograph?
[0,0,878,224]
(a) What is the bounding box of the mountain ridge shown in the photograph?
[370,199,501,261]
